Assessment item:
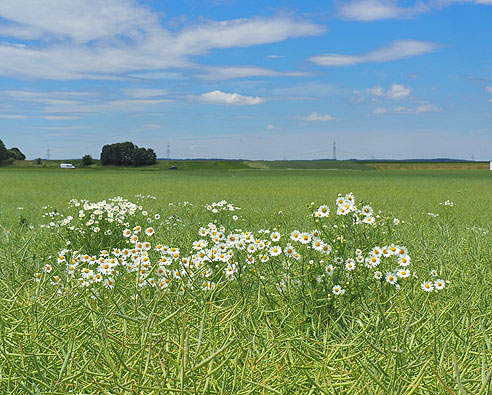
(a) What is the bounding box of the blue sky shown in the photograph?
[0,0,491,160]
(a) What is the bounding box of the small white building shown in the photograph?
[490,161,492,170]
[60,163,75,169]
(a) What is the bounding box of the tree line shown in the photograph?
[0,139,157,167]
[0,139,25,164]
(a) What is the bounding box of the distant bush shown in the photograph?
[100,141,156,167]
[81,154,95,167]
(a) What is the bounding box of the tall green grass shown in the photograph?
[0,169,491,393]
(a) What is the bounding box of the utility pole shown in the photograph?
[332,141,336,161]
[46,147,51,160]
[166,143,171,159]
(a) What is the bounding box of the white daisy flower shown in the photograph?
[145,227,155,236]
[332,285,345,295]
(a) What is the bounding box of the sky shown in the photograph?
[0,0,491,160]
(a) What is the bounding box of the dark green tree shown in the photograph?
[131,147,156,167]
[114,142,135,166]
[7,147,26,160]
[0,139,7,164]
[100,144,112,165]
[81,154,95,166]
[145,148,157,166]
[100,142,156,167]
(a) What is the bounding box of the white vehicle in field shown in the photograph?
[60,163,75,169]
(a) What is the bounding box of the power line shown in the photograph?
[333,141,336,161]
[46,147,50,160]
[166,143,171,159]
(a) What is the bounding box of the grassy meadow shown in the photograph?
[0,168,491,394]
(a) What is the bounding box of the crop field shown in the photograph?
[0,168,491,394]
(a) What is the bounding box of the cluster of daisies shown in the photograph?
[206,200,240,214]
[325,193,401,226]
[41,196,159,236]
[322,244,413,296]
[421,269,447,292]
[36,194,447,298]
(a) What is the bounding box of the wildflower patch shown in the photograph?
[37,193,448,311]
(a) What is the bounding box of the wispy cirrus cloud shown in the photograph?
[195,66,311,80]
[338,0,492,22]
[123,88,171,99]
[372,107,388,114]
[0,88,175,115]
[40,125,87,130]
[0,114,31,119]
[0,1,325,80]
[296,112,336,121]
[338,0,429,21]
[42,115,82,120]
[308,40,440,67]
[372,102,441,114]
[198,90,264,105]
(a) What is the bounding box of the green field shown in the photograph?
[0,169,491,394]
[4,158,488,171]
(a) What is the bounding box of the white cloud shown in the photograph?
[42,115,81,120]
[485,86,492,94]
[0,0,158,43]
[365,83,411,99]
[196,66,311,80]
[199,90,264,106]
[176,17,324,55]
[107,99,173,107]
[338,0,428,21]
[128,72,186,80]
[43,132,73,137]
[0,88,176,115]
[366,86,384,96]
[124,89,170,98]
[266,124,275,130]
[0,114,30,119]
[339,0,492,22]
[0,3,325,80]
[389,102,441,113]
[308,40,440,67]
[141,123,162,129]
[349,95,366,103]
[415,103,441,113]
[372,107,388,114]
[268,82,341,98]
[386,84,411,99]
[41,125,87,130]
[267,55,285,58]
[296,112,335,121]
